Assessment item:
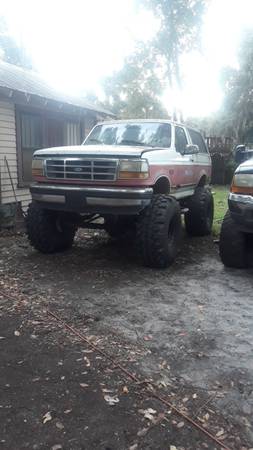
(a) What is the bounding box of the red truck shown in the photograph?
[27,119,213,268]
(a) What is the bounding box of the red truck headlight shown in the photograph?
[118,159,149,180]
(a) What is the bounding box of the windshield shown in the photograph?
[84,122,171,148]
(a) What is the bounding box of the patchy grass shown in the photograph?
[212,185,230,236]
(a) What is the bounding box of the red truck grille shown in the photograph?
[45,158,118,182]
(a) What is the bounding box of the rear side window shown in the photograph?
[175,126,188,153]
[188,129,207,153]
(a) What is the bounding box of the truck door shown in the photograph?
[187,128,211,182]
[173,125,195,188]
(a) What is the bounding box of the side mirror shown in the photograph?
[235,144,246,164]
[182,144,199,155]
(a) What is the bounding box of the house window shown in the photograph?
[17,109,83,186]
[20,112,42,183]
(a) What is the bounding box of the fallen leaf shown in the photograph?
[122,386,129,394]
[129,444,138,450]
[192,393,197,399]
[144,412,156,422]
[177,421,184,428]
[137,427,148,437]
[143,335,153,341]
[14,330,20,336]
[83,357,91,367]
[170,446,177,450]
[104,395,119,406]
[139,407,156,417]
[64,409,72,414]
[182,397,189,403]
[80,383,89,388]
[216,428,224,437]
[51,445,62,450]
[241,417,251,428]
[55,421,64,430]
[146,408,156,414]
[43,411,52,424]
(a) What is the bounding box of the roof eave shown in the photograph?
[0,85,115,117]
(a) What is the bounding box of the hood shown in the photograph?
[34,144,154,159]
[236,154,253,173]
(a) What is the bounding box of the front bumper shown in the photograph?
[30,183,153,215]
[228,192,253,232]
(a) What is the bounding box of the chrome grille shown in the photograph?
[45,158,118,181]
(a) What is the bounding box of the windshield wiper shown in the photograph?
[118,139,152,147]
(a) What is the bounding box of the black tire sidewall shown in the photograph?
[185,187,214,236]
[219,210,247,268]
[137,195,182,268]
[26,203,76,253]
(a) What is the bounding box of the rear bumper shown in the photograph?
[228,192,253,232]
[30,183,153,215]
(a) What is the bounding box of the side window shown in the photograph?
[188,129,207,153]
[20,112,42,183]
[175,126,188,153]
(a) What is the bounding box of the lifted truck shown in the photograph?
[219,144,253,268]
[26,119,213,268]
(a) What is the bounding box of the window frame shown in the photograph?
[188,128,208,153]
[174,125,188,154]
[16,106,46,188]
[16,105,84,187]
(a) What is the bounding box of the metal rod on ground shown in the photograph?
[0,286,231,450]
[47,309,231,450]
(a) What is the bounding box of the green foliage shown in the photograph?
[212,185,229,236]
[102,45,169,119]
[0,17,33,69]
[102,1,208,119]
[220,29,253,141]
[143,0,208,86]
[224,157,237,185]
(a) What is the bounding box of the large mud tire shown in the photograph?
[26,203,76,254]
[219,210,247,268]
[137,194,182,268]
[185,187,214,236]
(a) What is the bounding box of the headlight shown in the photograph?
[231,173,253,193]
[118,159,149,180]
[32,158,44,178]
[233,174,253,187]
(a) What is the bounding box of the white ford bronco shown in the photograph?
[27,119,213,268]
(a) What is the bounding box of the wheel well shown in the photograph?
[197,175,207,187]
[153,177,170,194]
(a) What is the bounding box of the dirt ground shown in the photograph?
[0,229,253,450]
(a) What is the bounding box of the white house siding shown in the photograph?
[0,100,31,208]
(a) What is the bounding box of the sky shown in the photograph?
[1,0,253,117]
